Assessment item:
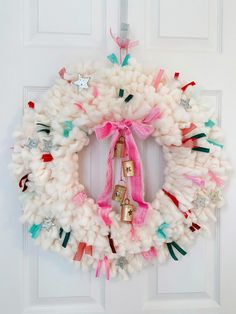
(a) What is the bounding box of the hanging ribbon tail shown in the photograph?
[108,232,117,253]
[95,128,121,225]
[121,54,130,67]
[167,243,178,261]
[73,242,86,261]
[107,53,119,65]
[85,245,93,256]
[171,241,187,256]
[104,256,110,280]
[95,259,102,278]
[124,129,148,224]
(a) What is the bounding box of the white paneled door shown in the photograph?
[0,0,236,313]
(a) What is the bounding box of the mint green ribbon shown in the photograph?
[29,224,42,239]
[156,222,169,239]
[207,139,223,148]
[107,53,130,67]
[121,54,130,66]
[205,119,215,128]
[107,53,119,65]
[167,241,187,261]
[63,121,74,138]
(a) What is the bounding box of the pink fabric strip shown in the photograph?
[142,247,157,260]
[152,69,164,91]
[184,174,205,187]
[208,170,223,187]
[95,107,161,225]
[95,259,102,278]
[73,191,87,206]
[104,256,110,280]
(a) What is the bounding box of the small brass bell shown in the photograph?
[114,136,125,158]
[121,198,135,223]
[112,184,127,203]
[122,160,135,177]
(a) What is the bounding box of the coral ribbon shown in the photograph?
[95,107,161,225]
[73,242,93,261]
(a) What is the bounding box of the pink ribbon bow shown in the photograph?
[95,107,161,226]
[110,28,139,63]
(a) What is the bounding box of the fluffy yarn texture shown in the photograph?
[10,58,230,280]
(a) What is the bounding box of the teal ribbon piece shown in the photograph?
[29,224,42,239]
[205,119,215,128]
[207,139,223,148]
[107,53,119,65]
[63,121,74,138]
[167,241,187,261]
[59,227,71,248]
[121,54,130,67]
[192,147,210,153]
[156,222,169,239]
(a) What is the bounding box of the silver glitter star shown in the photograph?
[180,98,192,110]
[193,195,207,209]
[25,138,38,149]
[43,139,53,152]
[116,256,128,269]
[42,217,55,231]
[209,190,223,203]
[73,74,90,91]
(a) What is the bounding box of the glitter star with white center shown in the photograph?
[26,138,38,149]
[193,196,207,209]
[73,74,90,91]
[42,217,55,231]
[43,139,53,152]
[209,190,223,203]
[180,98,192,110]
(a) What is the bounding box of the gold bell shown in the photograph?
[121,198,135,223]
[114,136,125,158]
[112,184,127,203]
[122,160,135,177]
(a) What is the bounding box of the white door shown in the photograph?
[1,0,235,313]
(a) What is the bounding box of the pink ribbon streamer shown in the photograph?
[95,107,161,225]
[110,28,139,63]
[142,247,157,260]
[184,174,205,187]
[152,69,164,91]
[95,256,110,280]
[73,191,87,206]
[208,170,223,187]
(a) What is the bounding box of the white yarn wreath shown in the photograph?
[10,57,230,280]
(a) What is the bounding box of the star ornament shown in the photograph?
[180,98,192,110]
[209,190,223,203]
[73,74,90,91]
[42,217,55,231]
[116,256,128,269]
[193,195,207,209]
